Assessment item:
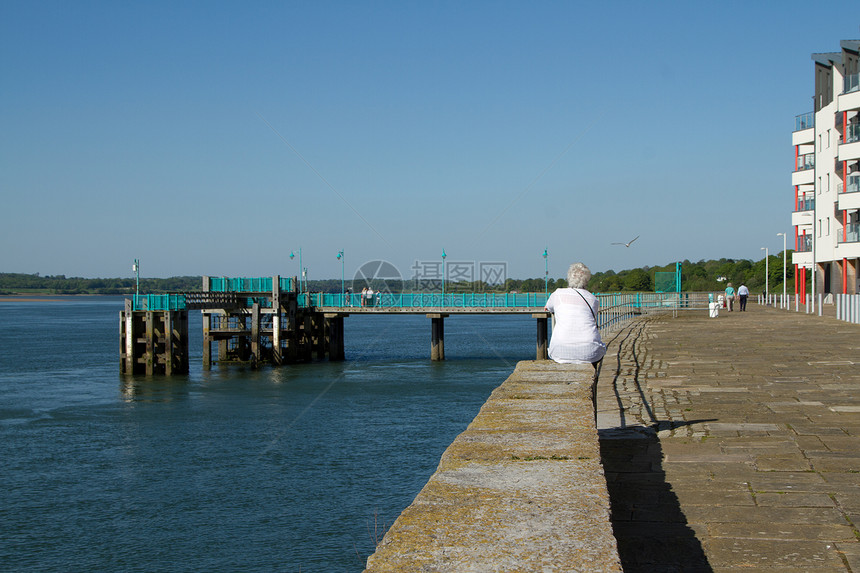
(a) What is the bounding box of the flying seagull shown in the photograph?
[612,235,640,247]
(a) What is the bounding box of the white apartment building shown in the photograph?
[792,39,860,297]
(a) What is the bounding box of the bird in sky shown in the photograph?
[612,235,640,247]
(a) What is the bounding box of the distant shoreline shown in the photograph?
[0,294,125,301]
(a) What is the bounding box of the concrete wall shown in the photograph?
[364,360,621,572]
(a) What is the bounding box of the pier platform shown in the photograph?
[597,303,860,572]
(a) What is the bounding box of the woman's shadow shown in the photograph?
[596,322,715,573]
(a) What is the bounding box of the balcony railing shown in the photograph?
[795,111,814,131]
[795,153,814,171]
[846,123,860,145]
[844,73,860,95]
[795,198,815,212]
[796,234,813,252]
[839,223,860,243]
[840,174,860,194]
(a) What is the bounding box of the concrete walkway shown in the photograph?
[596,302,860,572]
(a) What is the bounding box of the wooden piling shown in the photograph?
[428,313,447,361]
[534,312,549,360]
[120,299,188,375]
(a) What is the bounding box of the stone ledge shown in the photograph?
[364,360,622,572]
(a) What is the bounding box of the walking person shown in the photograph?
[725,282,736,312]
[737,283,749,311]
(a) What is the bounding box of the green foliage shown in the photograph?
[0,273,202,295]
[0,253,802,296]
[588,251,799,293]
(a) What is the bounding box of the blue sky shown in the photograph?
[2,1,859,281]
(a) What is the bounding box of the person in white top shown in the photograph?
[737,283,750,312]
[544,262,606,365]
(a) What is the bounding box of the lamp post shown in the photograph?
[777,232,787,309]
[336,250,344,306]
[543,247,548,295]
[441,249,447,304]
[290,248,303,292]
[132,259,140,307]
[761,247,769,304]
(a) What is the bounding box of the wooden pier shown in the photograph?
[120,276,647,375]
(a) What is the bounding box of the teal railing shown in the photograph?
[132,294,187,311]
[130,285,712,319]
[209,277,293,293]
[311,292,552,308]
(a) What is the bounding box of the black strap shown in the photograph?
[573,288,597,322]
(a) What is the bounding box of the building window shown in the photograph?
[828,129,831,148]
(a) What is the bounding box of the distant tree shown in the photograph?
[624,268,652,291]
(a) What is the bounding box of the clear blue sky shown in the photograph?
[2,1,859,281]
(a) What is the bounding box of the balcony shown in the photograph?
[838,176,860,210]
[845,73,860,95]
[839,73,860,112]
[795,197,815,211]
[795,111,814,131]
[792,205,814,227]
[792,153,815,186]
[795,153,814,171]
[839,174,860,193]
[842,222,860,243]
[796,234,813,252]
[846,123,860,144]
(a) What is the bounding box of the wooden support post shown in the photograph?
[428,314,447,361]
[325,313,346,361]
[251,303,260,365]
[272,313,282,365]
[164,311,174,375]
[533,313,549,360]
[315,313,327,360]
[122,299,134,374]
[202,312,211,369]
[145,311,155,375]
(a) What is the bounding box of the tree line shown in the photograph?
[0,254,796,296]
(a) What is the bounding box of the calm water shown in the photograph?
[0,296,537,572]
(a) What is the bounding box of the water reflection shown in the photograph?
[120,375,191,403]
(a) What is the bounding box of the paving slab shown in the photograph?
[597,303,860,572]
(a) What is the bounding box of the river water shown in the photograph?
[0,296,537,571]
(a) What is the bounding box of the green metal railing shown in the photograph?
[311,292,551,308]
[132,294,187,311]
[209,277,293,293]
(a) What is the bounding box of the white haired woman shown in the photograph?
[544,263,606,366]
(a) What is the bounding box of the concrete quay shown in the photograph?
[364,361,622,572]
[598,302,860,572]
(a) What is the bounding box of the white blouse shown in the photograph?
[544,288,606,364]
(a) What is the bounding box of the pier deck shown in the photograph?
[597,303,860,572]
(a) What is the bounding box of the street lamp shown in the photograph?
[132,259,140,307]
[290,248,303,292]
[543,247,548,295]
[776,232,787,308]
[761,247,769,304]
[441,249,447,303]
[336,250,344,306]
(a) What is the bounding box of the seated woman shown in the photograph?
[544,262,606,365]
